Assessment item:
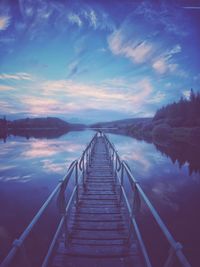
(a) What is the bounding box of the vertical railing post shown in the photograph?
[12,240,32,267]
[88,146,91,166]
[121,163,124,186]
[75,162,78,204]
[86,149,88,175]
[82,154,85,186]
[163,243,182,267]
[114,152,117,177]
[119,164,124,202]
[64,213,68,247]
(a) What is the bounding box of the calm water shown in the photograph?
[0,130,199,266]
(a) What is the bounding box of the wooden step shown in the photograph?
[70,230,128,240]
[59,242,131,257]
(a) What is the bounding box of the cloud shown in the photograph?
[68,13,82,27]
[0,100,19,113]
[182,90,190,100]
[152,44,182,74]
[89,10,97,28]
[169,44,182,55]
[152,58,167,74]
[0,85,14,91]
[108,30,153,63]
[134,1,189,36]
[182,6,200,10]
[5,76,154,118]
[83,9,97,29]
[0,73,33,81]
[147,91,166,103]
[67,7,113,31]
[0,16,10,31]
[67,60,79,78]
[40,78,154,113]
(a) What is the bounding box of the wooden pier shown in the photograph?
[0,132,191,267]
[51,135,143,267]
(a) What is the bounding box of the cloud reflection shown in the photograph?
[21,139,82,159]
[40,159,65,174]
[0,174,32,183]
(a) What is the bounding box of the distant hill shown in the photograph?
[9,117,69,129]
[90,118,152,129]
[0,117,86,139]
[6,117,85,130]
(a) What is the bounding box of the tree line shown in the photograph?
[153,89,200,127]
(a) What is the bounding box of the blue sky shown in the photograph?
[0,0,200,123]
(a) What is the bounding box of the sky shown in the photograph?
[0,0,200,123]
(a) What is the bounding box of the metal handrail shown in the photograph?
[102,132,191,267]
[0,132,98,267]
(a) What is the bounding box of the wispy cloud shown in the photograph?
[67,60,83,78]
[182,6,200,10]
[83,9,98,29]
[0,100,18,113]
[0,15,10,31]
[0,76,155,118]
[135,1,189,36]
[108,30,153,63]
[147,91,166,103]
[0,73,33,81]
[182,90,190,100]
[37,78,154,114]
[152,44,182,74]
[67,7,113,31]
[68,13,82,27]
[0,85,15,91]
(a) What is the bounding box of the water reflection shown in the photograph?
[0,130,94,263]
[155,141,200,175]
[21,139,83,159]
[0,128,70,141]
[0,130,199,266]
[107,133,200,267]
[107,130,200,175]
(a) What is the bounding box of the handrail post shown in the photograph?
[83,154,85,186]
[119,164,124,202]
[114,152,117,177]
[12,240,31,267]
[64,213,68,247]
[75,162,79,204]
[163,243,182,267]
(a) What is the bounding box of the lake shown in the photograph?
[0,130,199,267]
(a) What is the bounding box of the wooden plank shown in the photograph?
[79,195,118,200]
[70,239,126,246]
[70,213,123,221]
[69,222,126,231]
[70,230,128,240]
[57,243,131,257]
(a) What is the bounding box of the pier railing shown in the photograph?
[103,132,191,267]
[0,132,98,267]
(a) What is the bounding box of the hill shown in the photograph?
[0,117,85,139]
[90,118,152,129]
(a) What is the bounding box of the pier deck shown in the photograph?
[51,136,143,267]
